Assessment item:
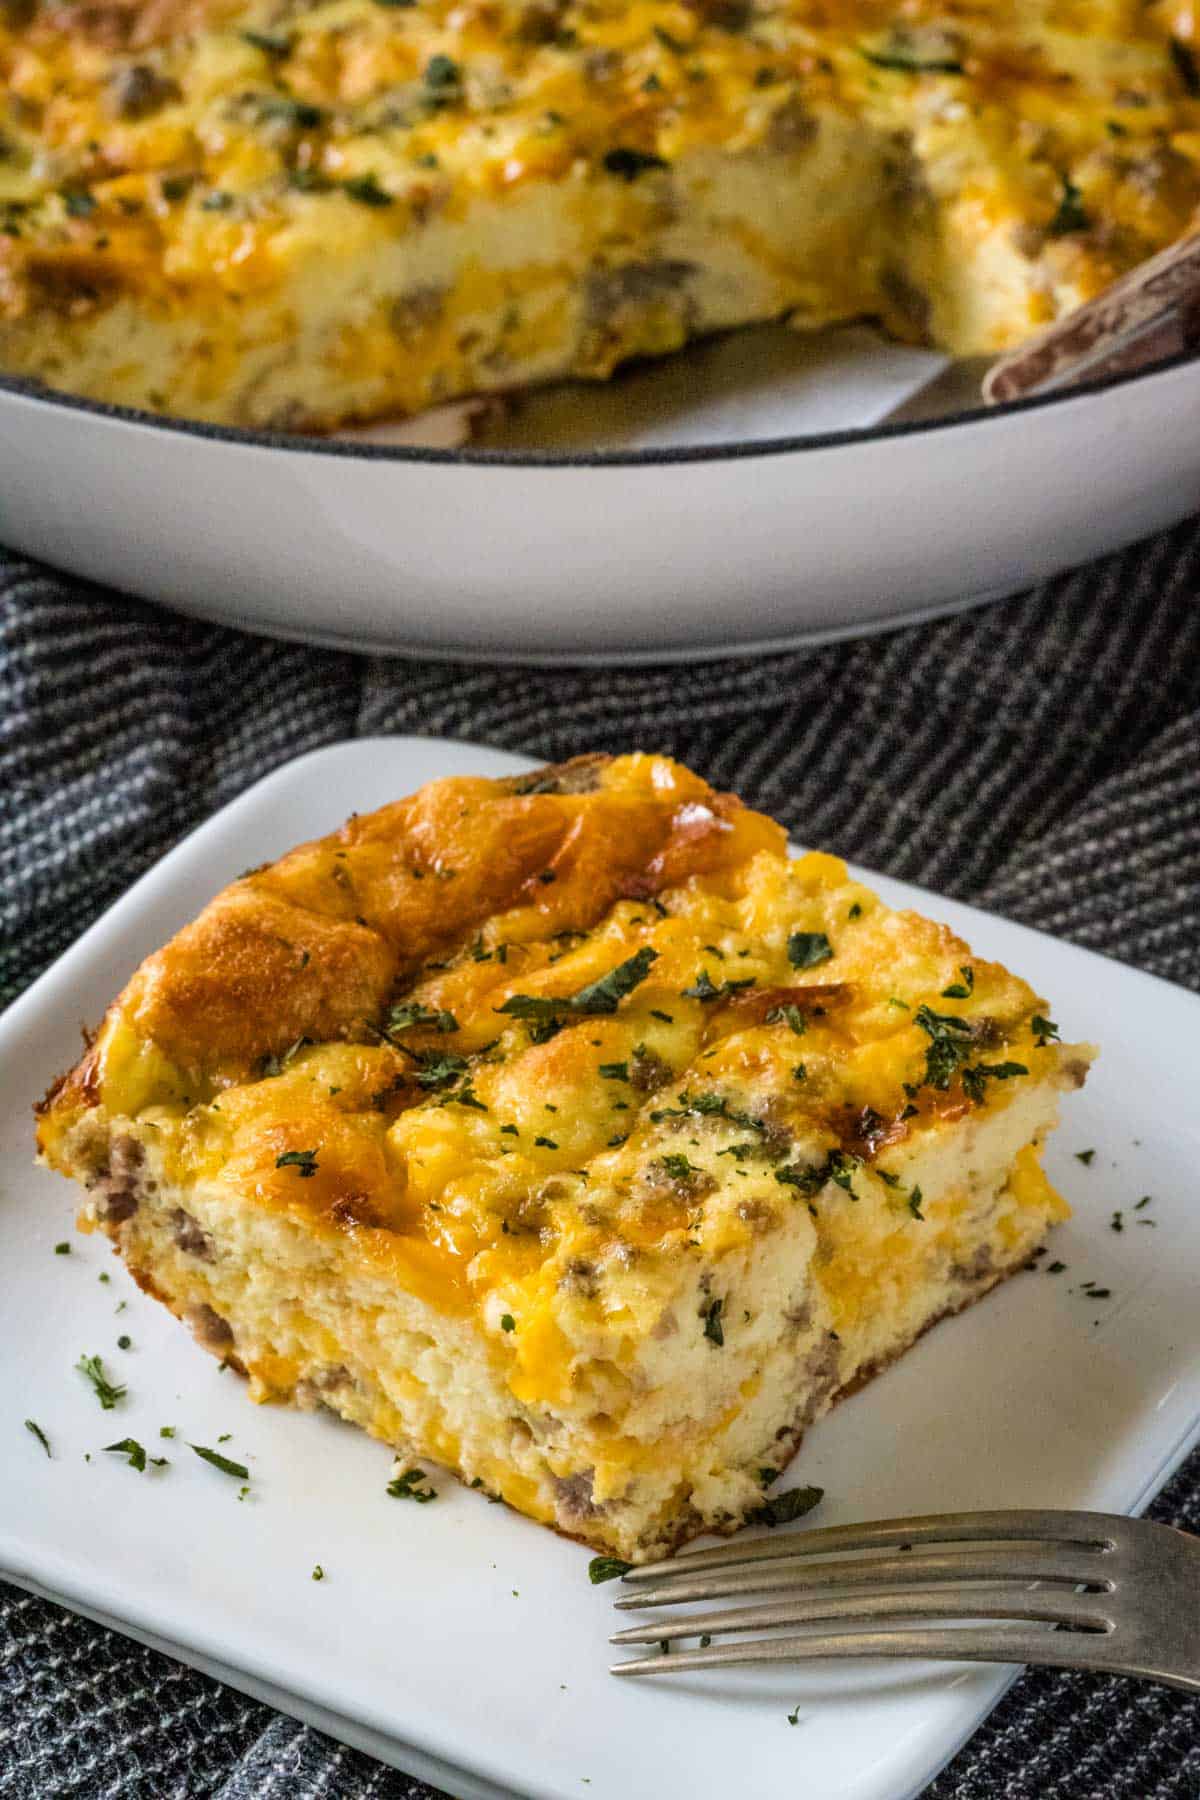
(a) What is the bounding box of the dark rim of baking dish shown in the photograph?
[0,341,1194,467]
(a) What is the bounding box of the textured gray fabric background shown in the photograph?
[2,524,1199,1798]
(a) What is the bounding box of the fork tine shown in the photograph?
[610,1581,1113,1645]
[622,1510,1123,1584]
[614,1542,1111,1610]
[610,1621,1119,1679]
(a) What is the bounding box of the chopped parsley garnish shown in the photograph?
[241,27,291,54]
[500,1313,516,1332]
[649,1008,674,1023]
[753,1484,823,1527]
[940,966,974,999]
[908,1186,925,1220]
[599,1062,630,1080]
[343,173,393,207]
[388,1467,437,1501]
[534,1135,558,1149]
[1031,1015,1060,1046]
[24,1420,51,1457]
[258,95,324,128]
[404,1050,469,1090]
[848,902,863,919]
[792,1063,808,1082]
[913,1003,975,1088]
[602,146,670,180]
[787,1704,802,1726]
[661,1152,700,1181]
[54,1241,70,1255]
[1135,1195,1152,1210]
[191,1444,250,1479]
[1048,174,1089,236]
[117,1335,132,1350]
[1047,1260,1066,1273]
[451,1085,488,1111]
[312,1564,325,1580]
[1075,1149,1095,1166]
[570,947,658,1012]
[703,1297,724,1345]
[500,1124,519,1136]
[588,1555,632,1583]
[104,1437,147,1471]
[160,1426,175,1438]
[827,1150,860,1194]
[63,189,97,217]
[275,1148,318,1177]
[651,1090,768,1144]
[860,43,963,72]
[683,968,754,1001]
[766,1004,807,1036]
[497,947,657,1027]
[76,1354,126,1410]
[960,1061,1027,1103]
[787,931,833,969]
[387,1002,459,1034]
[424,53,463,100]
[1111,1210,1124,1233]
[776,1150,860,1198]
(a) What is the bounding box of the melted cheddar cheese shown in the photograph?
[2,0,1199,425]
[40,752,1084,1353]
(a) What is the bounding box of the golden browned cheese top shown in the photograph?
[42,753,784,1096]
[3,0,1200,321]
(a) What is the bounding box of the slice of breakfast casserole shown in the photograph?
[36,753,1093,1560]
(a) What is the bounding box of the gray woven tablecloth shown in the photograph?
[2,524,1199,1798]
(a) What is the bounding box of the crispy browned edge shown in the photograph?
[33,754,618,1118]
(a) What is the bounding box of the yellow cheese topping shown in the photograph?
[39,755,1082,1388]
[2,0,1199,422]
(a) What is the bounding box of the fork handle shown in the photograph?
[613,1623,1200,1693]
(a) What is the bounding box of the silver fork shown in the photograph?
[608,1509,1200,1692]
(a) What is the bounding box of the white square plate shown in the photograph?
[3,735,1198,1800]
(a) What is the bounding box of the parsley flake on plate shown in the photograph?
[387,1467,437,1502]
[76,1353,126,1410]
[753,1484,824,1527]
[588,1555,633,1583]
[191,1443,250,1479]
[104,1437,147,1471]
